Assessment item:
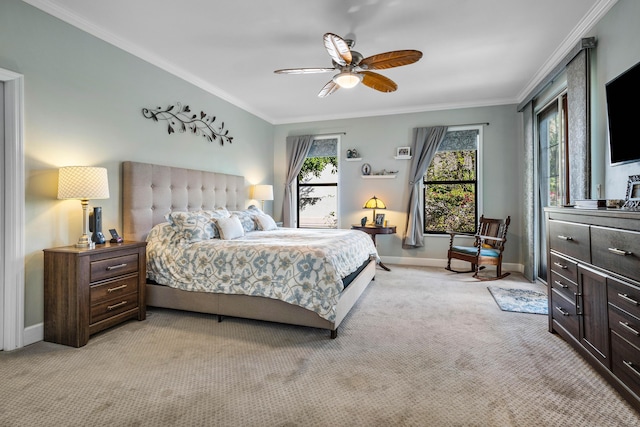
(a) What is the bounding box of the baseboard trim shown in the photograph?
[23,323,44,347]
[381,256,523,273]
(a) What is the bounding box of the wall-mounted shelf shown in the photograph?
[361,175,397,179]
[394,155,412,160]
[345,157,362,162]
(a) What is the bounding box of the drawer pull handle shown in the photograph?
[554,306,569,316]
[557,235,573,241]
[608,247,632,256]
[107,284,128,293]
[618,293,640,306]
[623,360,640,379]
[106,263,128,271]
[619,321,640,336]
[554,280,568,289]
[553,262,568,270]
[107,301,128,311]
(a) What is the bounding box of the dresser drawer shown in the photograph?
[91,275,139,305]
[611,332,640,399]
[90,253,139,282]
[549,252,578,283]
[91,294,139,324]
[548,220,590,263]
[550,269,578,302]
[610,305,640,349]
[551,288,579,339]
[608,276,640,319]
[591,226,640,280]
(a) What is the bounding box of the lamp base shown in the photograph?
[76,199,95,249]
[75,234,95,249]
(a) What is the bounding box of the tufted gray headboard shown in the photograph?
[122,161,246,242]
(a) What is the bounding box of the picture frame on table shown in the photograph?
[375,213,385,226]
[623,174,640,210]
[396,146,411,157]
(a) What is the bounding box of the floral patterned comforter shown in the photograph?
[146,224,379,321]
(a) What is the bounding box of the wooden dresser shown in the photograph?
[43,241,147,347]
[545,207,640,410]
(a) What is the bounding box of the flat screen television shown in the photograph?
[605,60,640,165]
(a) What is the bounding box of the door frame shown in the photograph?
[1,68,25,351]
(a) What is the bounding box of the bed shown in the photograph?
[122,161,378,338]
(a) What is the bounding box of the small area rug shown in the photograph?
[487,286,548,315]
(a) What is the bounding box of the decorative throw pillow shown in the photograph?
[231,209,258,232]
[165,211,215,242]
[214,215,245,240]
[255,214,278,231]
[246,205,264,216]
[202,207,231,238]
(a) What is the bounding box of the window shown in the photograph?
[536,93,568,282]
[297,137,339,228]
[423,127,481,234]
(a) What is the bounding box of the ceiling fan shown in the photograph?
[274,33,422,98]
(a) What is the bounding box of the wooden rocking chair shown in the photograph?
[445,215,511,281]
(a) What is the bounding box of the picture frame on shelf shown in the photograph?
[361,163,371,175]
[623,174,640,210]
[375,213,385,226]
[396,146,410,157]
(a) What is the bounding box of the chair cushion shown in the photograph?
[451,245,500,257]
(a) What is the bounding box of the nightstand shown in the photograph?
[351,224,397,271]
[43,241,147,347]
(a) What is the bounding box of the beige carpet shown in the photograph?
[1,266,639,426]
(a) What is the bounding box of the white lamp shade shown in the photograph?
[58,166,110,200]
[253,184,274,201]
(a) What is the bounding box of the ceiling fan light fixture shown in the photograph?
[333,72,362,88]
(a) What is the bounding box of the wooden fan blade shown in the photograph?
[361,71,397,93]
[274,67,336,74]
[318,80,340,98]
[323,33,352,66]
[360,50,423,70]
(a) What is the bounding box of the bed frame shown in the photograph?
[122,161,376,338]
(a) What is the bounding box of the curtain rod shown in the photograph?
[312,132,346,137]
[444,122,489,127]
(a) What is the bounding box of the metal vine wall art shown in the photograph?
[141,103,234,145]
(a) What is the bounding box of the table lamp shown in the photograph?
[253,184,274,210]
[363,195,386,224]
[58,166,110,248]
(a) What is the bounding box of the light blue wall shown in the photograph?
[0,0,274,327]
[587,0,640,198]
[273,105,523,266]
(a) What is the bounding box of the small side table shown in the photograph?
[351,224,397,271]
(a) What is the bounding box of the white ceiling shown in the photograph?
[24,0,616,124]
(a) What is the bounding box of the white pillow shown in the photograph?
[255,214,278,231]
[214,215,245,240]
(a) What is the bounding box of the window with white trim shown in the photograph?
[423,127,481,234]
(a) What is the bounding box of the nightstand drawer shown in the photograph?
[548,220,590,263]
[91,275,139,305]
[91,294,139,324]
[90,253,139,282]
[591,226,640,280]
